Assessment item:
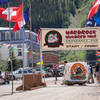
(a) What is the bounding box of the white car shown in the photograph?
[0,77,5,84]
[34,68,41,74]
[9,68,33,80]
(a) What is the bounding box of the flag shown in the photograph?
[88,0,100,19]
[95,18,100,26]
[36,61,43,65]
[3,43,10,48]
[37,29,41,43]
[13,8,29,32]
[24,8,29,24]
[0,3,22,22]
[42,67,45,71]
[0,0,9,4]
[85,17,96,27]
[95,5,100,26]
[13,21,23,32]
[29,51,32,59]
[86,0,100,27]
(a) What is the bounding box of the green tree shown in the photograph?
[7,50,21,72]
[58,50,87,63]
[86,50,96,65]
[0,53,7,72]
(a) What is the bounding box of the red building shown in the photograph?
[43,52,58,68]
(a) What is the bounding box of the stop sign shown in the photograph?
[53,64,57,69]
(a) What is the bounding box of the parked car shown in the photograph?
[45,69,54,77]
[8,68,33,80]
[0,77,5,84]
[34,68,41,74]
[52,68,64,77]
[58,69,64,77]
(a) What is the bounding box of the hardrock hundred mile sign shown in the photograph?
[41,28,100,51]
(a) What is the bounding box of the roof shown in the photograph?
[0,27,38,36]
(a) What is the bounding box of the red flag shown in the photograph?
[37,29,41,43]
[29,51,32,59]
[13,21,23,32]
[88,0,100,19]
[0,3,22,22]
[13,8,29,32]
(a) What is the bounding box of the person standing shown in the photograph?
[61,60,67,85]
[88,64,94,83]
[53,64,58,81]
[87,62,94,84]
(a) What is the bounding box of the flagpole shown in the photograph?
[22,0,25,91]
[40,29,43,84]
[29,1,33,72]
[8,2,14,94]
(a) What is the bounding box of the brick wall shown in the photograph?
[43,53,58,64]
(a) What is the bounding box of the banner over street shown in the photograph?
[41,28,100,51]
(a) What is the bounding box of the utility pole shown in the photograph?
[8,2,14,94]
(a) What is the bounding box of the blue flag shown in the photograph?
[85,17,96,27]
[24,8,29,24]
[0,0,9,4]
[95,6,100,26]
[95,18,100,26]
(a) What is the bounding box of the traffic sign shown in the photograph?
[53,64,57,69]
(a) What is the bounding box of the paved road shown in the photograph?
[0,77,100,100]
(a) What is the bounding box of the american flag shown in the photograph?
[29,51,32,59]
[0,0,9,4]
[37,29,41,44]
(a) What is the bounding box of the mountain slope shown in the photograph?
[69,0,95,28]
[69,4,90,28]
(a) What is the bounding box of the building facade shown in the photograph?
[43,51,58,68]
[0,27,40,67]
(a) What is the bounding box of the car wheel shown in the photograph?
[0,78,5,84]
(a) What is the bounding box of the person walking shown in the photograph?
[95,62,100,84]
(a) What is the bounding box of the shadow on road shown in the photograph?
[0,93,12,97]
[0,91,25,97]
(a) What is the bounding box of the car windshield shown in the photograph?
[24,70,27,73]
[18,70,22,74]
[28,70,32,73]
[36,69,40,71]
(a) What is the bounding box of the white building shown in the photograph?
[0,27,40,67]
